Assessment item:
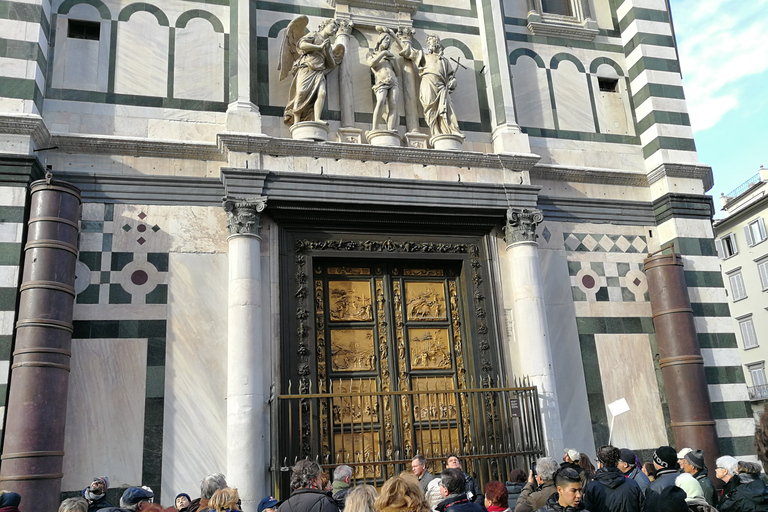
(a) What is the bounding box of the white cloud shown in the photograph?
[670,0,768,131]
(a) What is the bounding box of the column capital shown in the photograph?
[336,18,354,35]
[504,207,543,245]
[223,196,267,237]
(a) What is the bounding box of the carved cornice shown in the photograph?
[647,163,714,193]
[223,196,267,237]
[217,133,540,172]
[52,134,226,161]
[329,0,421,14]
[504,207,543,245]
[0,114,51,147]
[530,163,649,187]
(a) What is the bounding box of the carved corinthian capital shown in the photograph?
[336,18,354,36]
[223,197,267,237]
[504,207,544,245]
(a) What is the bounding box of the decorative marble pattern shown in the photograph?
[564,232,648,253]
[570,260,649,302]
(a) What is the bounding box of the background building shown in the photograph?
[0,0,756,509]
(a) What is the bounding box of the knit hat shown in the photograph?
[658,486,689,512]
[93,476,110,488]
[677,448,692,459]
[716,456,738,476]
[258,496,279,512]
[684,450,705,470]
[653,446,678,469]
[176,493,192,503]
[675,473,704,501]
[121,486,154,506]
[0,492,21,508]
[565,449,580,462]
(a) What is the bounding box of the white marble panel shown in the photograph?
[634,97,688,121]
[595,333,668,449]
[0,187,26,207]
[114,12,169,97]
[0,360,9,384]
[162,252,228,499]
[707,383,750,402]
[639,124,695,146]
[625,44,678,69]
[701,348,743,367]
[0,222,23,243]
[0,266,19,287]
[61,338,147,490]
[0,57,34,80]
[687,286,727,303]
[512,59,555,129]
[630,70,683,93]
[695,317,736,334]
[657,217,713,243]
[552,60,595,132]
[62,37,103,91]
[574,301,652,318]
[0,20,33,41]
[174,19,225,102]
[715,418,756,438]
[0,311,14,337]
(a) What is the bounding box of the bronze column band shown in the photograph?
[643,247,720,477]
[0,177,81,512]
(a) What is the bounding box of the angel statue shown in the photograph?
[278,16,345,126]
[399,33,461,138]
[366,26,401,131]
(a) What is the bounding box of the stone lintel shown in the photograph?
[51,134,226,161]
[647,163,714,193]
[531,163,649,188]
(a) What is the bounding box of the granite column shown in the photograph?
[224,197,268,510]
[504,207,563,456]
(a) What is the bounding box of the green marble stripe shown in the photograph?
[0,0,49,35]
[691,302,730,318]
[480,0,506,125]
[255,36,269,107]
[705,366,746,385]
[711,401,752,420]
[141,396,164,500]
[0,38,48,71]
[586,74,600,133]
[628,56,680,82]
[253,1,334,17]
[249,0,258,106]
[719,436,758,457]
[46,88,228,112]
[0,205,25,223]
[698,333,738,349]
[0,288,17,310]
[181,0,228,5]
[632,82,685,106]
[0,384,6,407]
[412,19,480,35]
[521,127,640,145]
[0,244,22,266]
[0,77,43,108]
[636,110,690,135]
[579,334,610,446]
[684,270,724,288]
[546,69,559,130]
[166,28,175,99]
[505,30,624,53]
[0,335,12,359]
[618,7,670,33]
[666,237,717,257]
[623,32,675,56]
[72,319,167,339]
[642,136,696,158]
[107,20,117,93]
[575,316,655,335]
[229,3,238,102]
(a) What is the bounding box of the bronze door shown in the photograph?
[314,260,472,481]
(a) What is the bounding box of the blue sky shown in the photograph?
[667,0,768,217]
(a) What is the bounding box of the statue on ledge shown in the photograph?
[367,27,401,131]
[279,16,345,126]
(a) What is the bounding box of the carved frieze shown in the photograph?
[222,197,267,236]
[504,207,544,245]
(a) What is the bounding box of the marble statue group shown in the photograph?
[278,16,464,148]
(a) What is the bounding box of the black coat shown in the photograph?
[718,476,768,512]
[82,490,113,512]
[278,488,341,512]
[584,467,643,512]
[644,468,679,512]
[692,469,716,508]
[536,493,589,512]
[465,472,484,503]
[437,494,486,512]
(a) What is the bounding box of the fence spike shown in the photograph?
[288,380,292,394]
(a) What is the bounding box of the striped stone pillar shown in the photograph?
[0,176,81,512]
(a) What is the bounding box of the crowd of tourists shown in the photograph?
[4,444,764,512]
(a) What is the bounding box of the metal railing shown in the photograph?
[724,173,761,204]
[273,377,545,497]
[748,384,768,400]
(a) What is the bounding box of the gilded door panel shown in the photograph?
[409,328,452,369]
[330,329,376,371]
[405,281,447,320]
[328,280,373,322]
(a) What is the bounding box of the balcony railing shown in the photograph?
[724,173,761,206]
[748,384,768,400]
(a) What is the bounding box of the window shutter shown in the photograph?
[758,218,767,241]
[759,261,768,290]
[729,233,738,255]
[740,319,758,348]
[744,225,754,246]
[715,238,724,259]
[730,273,746,300]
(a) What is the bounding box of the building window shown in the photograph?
[717,233,738,259]
[541,0,573,15]
[729,271,747,301]
[68,20,100,41]
[748,362,768,400]
[759,259,768,291]
[525,0,599,41]
[598,77,619,93]
[740,316,759,349]
[745,218,767,247]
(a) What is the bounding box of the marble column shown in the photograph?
[504,207,564,456]
[226,0,262,132]
[223,197,268,511]
[335,20,362,143]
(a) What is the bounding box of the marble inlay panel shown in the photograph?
[162,252,228,498]
[62,338,148,490]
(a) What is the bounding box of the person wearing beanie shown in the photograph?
[583,445,642,512]
[618,449,650,495]
[680,450,716,507]
[718,461,768,512]
[0,491,21,512]
[656,486,688,512]
[645,446,681,512]
[674,473,716,512]
[176,494,192,512]
[677,449,693,471]
[82,477,113,511]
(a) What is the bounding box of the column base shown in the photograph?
[430,133,465,151]
[366,129,402,147]
[290,121,330,141]
[226,101,262,133]
[492,123,530,154]
[405,131,429,149]
[336,127,363,144]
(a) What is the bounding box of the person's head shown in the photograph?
[334,465,353,484]
[201,473,228,499]
[715,456,738,482]
[483,481,508,510]
[617,449,636,474]
[681,450,705,475]
[209,488,240,512]
[445,454,461,469]
[653,446,679,472]
[175,493,192,511]
[347,485,378,512]
[291,460,323,491]
[658,486,689,512]
[675,473,704,502]
[120,487,154,511]
[737,461,763,476]
[642,462,657,481]
[426,34,443,54]
[59,497,89,512]
[536,457,560,483]
[676,448,692,469]
[555,468,582,509]
[375,475,430,512]
[509,468,526,483]
[578,454,595,473]
[563,449,580,464]
[89,477,109,495]
[257,496,279,512]
[596,445,621,468]
[411,455,428,478]
[440,468,465,496]
[320,472,332,490]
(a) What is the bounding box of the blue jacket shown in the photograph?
[584,467,642,512]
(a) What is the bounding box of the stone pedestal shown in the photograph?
[226,100,262,133]
[290,121,330,141]
[223,198,268,512]
[504,208,564,456]
[431,133,465,151]
[405,131,429,149]
[366,129,402,147]
[492,123,530,154]
[337,127,364,144]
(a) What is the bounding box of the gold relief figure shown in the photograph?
[405,282,446,320]
[331,329,376,371]
[412,377,457,421]
[333,431,381,478]
[415,427,460,459]
[332,379,379,424]
[409,328,451,369]
[329,281,373,321]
